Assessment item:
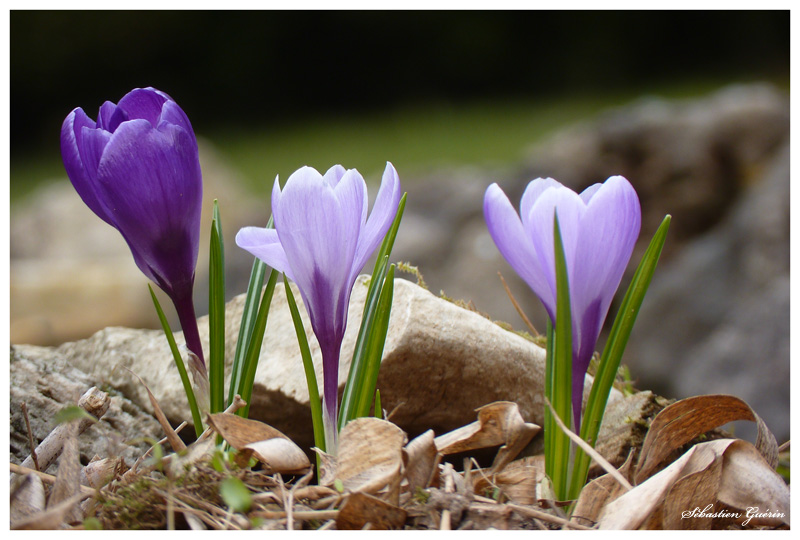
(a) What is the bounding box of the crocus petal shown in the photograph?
[350,162,402,277]
[273,166,355,346]
[96,101,119,131]
[571,176,641,336]
[235,226,295,282]
[158,99,197,143]
[116,87,169,126]
[61,108,116,226]
[483,183,552,317]
[323,164,347,187]
[519,177,562,228]
[95,119,202,294]
[526,185,586,316]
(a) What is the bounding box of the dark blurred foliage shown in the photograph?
[11,10,788,153]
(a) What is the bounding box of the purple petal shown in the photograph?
[351,162,402,277]
[158,99,196,143]
[96,101,119,131]
[484,182,553,318]
[94,119,202,294]
[519,177,562,228]
[323,164,347,187]
[116,88,169,126]
[571,176,641,330]
[273,166,354,345]
[61,108,115,226]
[525,185,587,315]
[235,226,295,282]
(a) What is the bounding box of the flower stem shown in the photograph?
[172,289,205,369]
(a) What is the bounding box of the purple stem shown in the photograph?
[171,289,205,369]
[321,342,341,451]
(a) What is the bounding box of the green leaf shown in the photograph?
[544,318,555,481]
[209,200,226,414]
[374,389,382,419]
[568,214,671,500]
[550,212,573,501]
[339,193,406,429]
[237,269,278,418]
[220,476,252,513]
[283,275,326,455]
[149,285,204,437]
[228,217,272,407]
[353,264,395,418]
[54,405,95,425]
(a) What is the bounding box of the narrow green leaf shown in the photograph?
[283,276,326,454]
[149,285,204,437]
[568,214,671,500]
[228,218,272,407]
[353,263,395,418]
[544,318,555,481]
[209,200,226,414]
[374,389,382,419]
[551,212,573,501]
[236,269,278,418]
[220,476,252,513]
[339,193,406,429]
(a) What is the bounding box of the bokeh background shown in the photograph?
[10,11,790,440]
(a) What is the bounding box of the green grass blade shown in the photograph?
[374,389,382,419]
[236,268,279,418]
[228,217,272,407]
[544,318,555,481]
[339,193,406,430]
[338,255,389,428]
[568,214,671,500]
[353,263,395,418]
[149,285,204,437]
[209,200,226,414]
[283,276,325,454]
[551,212,573,501]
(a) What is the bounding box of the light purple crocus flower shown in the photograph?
[484,176,641,429]
[61,87,204,366]
[236,162,402,449]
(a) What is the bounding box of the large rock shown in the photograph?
[9,346,162,471]
[12,277,637,452]
[624,141,790,441]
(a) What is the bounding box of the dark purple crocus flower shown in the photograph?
[236,163,401,450]
[484,176,641,430]
[61,87,204,366]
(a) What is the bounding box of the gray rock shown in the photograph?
[13,276,612,451]
[9,345,162,472]
[624,142,790,441]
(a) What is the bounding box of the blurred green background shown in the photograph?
[10,10,789,200]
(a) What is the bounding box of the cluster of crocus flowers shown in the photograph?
[236,163,402,449]
[60,87,204,366]
[484,176,641,429]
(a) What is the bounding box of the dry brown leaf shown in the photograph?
[403,429,438,493]
[47,421,82,525]
[333,417,406,494]
[471,455,546,505]
[635,394,778,483]
[10,473,46,526]
[125,368,186,452]
[717,439,790,528]
[336,492,408,530]
[571,452,635,527]
[207,413,310,474]
[598,439,789,530]
[433,401,540,471]
[241,438,311,475]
